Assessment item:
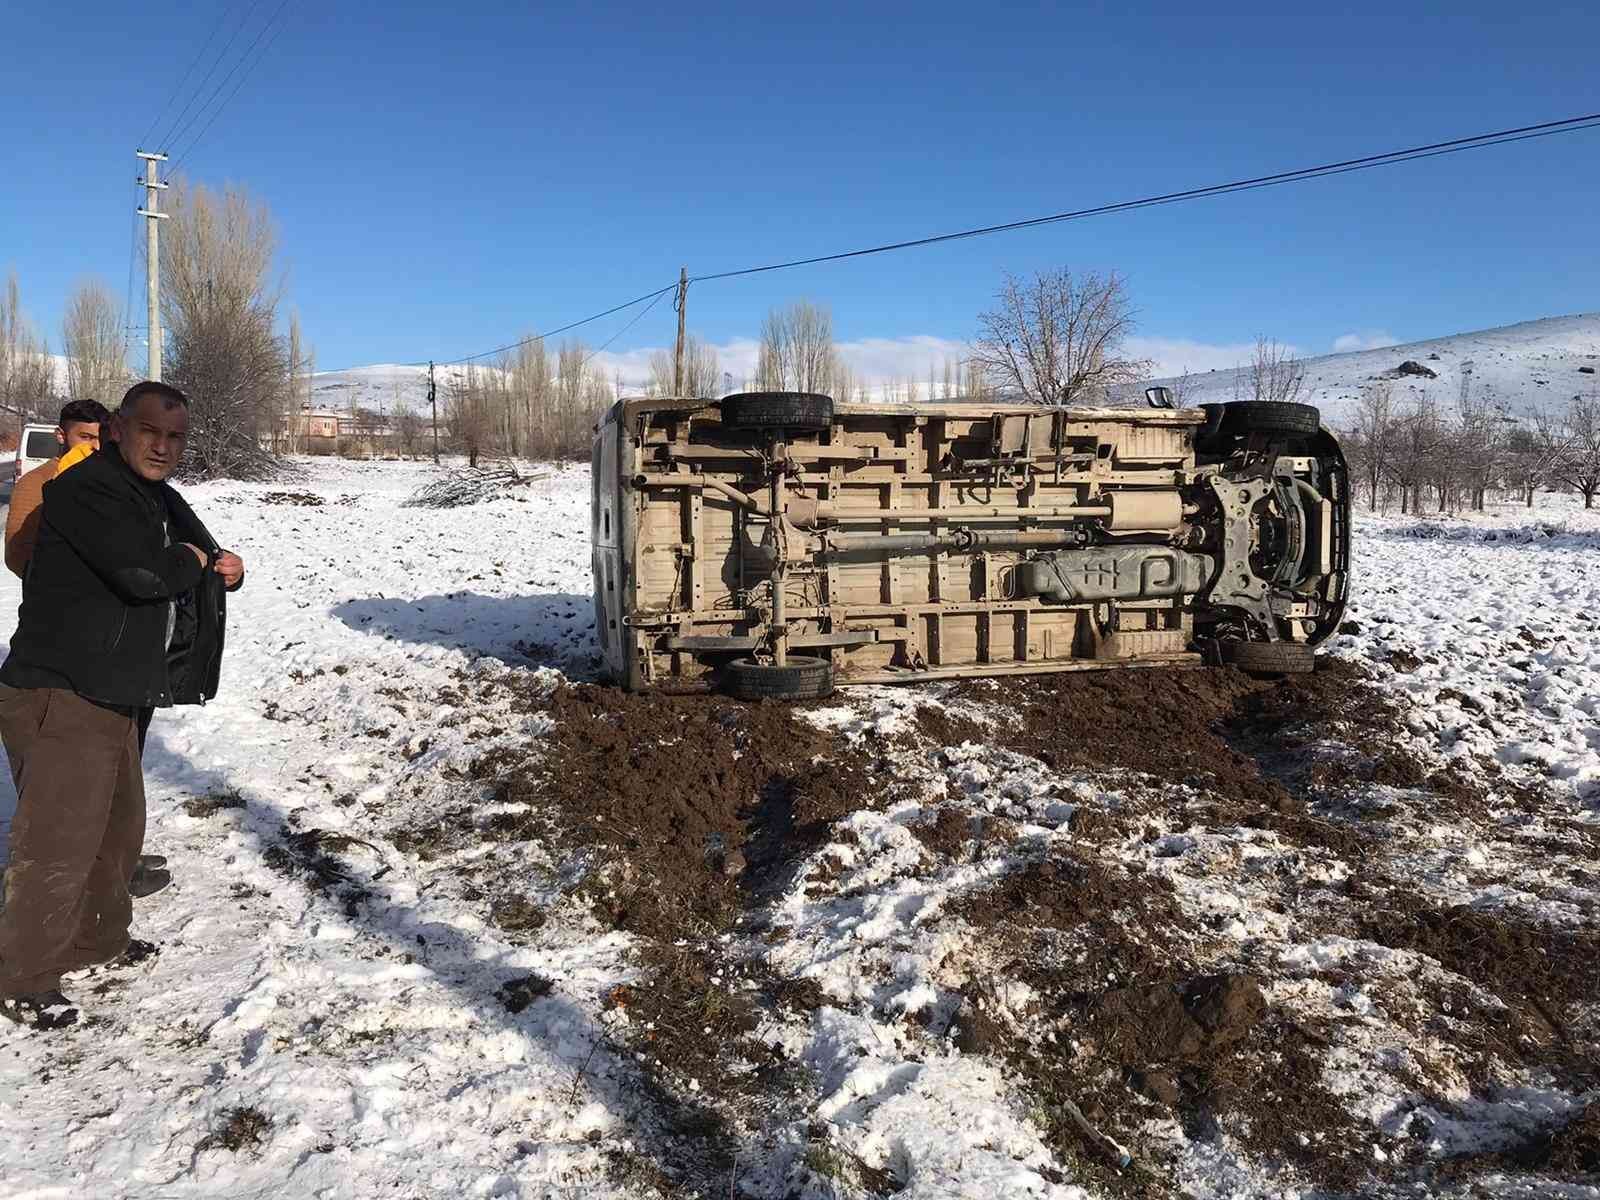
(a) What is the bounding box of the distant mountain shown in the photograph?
[305,363,460,414]
[1145,314,1600,426]
[311,314,1600,426]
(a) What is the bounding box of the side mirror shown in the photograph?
[1145,386,1175,409]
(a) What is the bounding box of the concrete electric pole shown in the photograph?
[135,150,169,381]
[672,266,688,397]
[428,361,439,464]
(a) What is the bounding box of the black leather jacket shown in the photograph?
[0,444,239,707]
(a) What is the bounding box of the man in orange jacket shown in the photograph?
[6,400,111,579]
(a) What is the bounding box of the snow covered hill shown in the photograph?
[306,363,469,414]
[314,314,1600,428]
[1149,313,1600,427]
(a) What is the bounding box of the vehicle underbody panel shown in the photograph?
[591,397,1351,692]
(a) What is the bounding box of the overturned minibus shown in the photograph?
[591,391,1349,698]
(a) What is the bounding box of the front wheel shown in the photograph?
[723,655,834,701]
[1218,639,1315,676]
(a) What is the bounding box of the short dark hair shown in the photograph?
[58,399,112,429]
[119,380,190,415]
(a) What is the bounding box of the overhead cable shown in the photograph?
[168,0,297,170]
[692,112,1600,282]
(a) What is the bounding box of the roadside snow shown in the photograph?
[1,465,1597,1198]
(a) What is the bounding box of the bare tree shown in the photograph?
[0,272,55,418]
[1383,397,1445,515]
[279,311,313,454]
[757,301,842,394]
[1247,337,1306,404]
[444,364,491,467]
[647,333,721,398]
[392,395,423,458]
[162,180,288,478]
[1452,370,1515,511]
[1554,389,1600,508]
[1513,406,1571,507]
[1167,367,1198,408]
[501,336,550,456]
[972,268,1149,405]
[62,279,126,402]
[961,357,994,403]
[1350,382,1394,511]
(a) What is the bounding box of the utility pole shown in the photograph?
[672,266,689,396]
[135,150,169,380]
[428,361,439,464]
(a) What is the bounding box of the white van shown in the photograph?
[13,423,60,486]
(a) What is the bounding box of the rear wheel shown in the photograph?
[720,392,834,432]
[1218,401,1321,437]
[723,655,834,701]
[1218,639,1315,675]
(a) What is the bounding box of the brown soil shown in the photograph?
[386,654,1596,1197]
[966,665,1280,803]
[489,682,887,937]
[907,806,975,860]
[197,1106,275,1154]
[457,681,892,1134]
[1078,974,1266,1067]
[1539,1101,1600,1175]
[1356,897,1600,1011]
[488,894,547,936]
[956,854,1195,996]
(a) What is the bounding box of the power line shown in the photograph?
[168,0,296,170]
[445,283,680,365]
[580,288,672,371]
[314,287,677,377]
[335,110,1600,378]
[139,3,237,151]
[121,206,139,363]
[154,3,257,152]
[692,111,1600,282]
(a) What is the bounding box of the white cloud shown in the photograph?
[593,331,1313,394]
[1332,331,1398,353]
[591,334,968,394]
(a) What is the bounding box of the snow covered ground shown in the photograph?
[0,459,1596,1199]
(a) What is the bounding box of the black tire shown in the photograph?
[723,655,834,701]
[1218,401,1321,437]
[1219,640,1315,675]
[720,392,834,432]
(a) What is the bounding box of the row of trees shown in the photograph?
[1343,382,1600,512]
[964,266,1600,513]
[1,273,135,419]
[442,339,616,466]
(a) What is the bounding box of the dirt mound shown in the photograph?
[1357,898,1600,1008]
[971,665,1281,803]
[957,854,1195,994]
[1537,1101,1600,1174]
[500,683,882,936]
[1079,974,1267,1066]
[457,681,890,1123]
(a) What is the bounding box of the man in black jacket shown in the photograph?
[0,380,244,1029]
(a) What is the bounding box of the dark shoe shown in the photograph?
[0,990,79,1030]
[117,939,160,966]
[129,865,172,899]
[137,854,168,872]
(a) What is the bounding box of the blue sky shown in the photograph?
[3,0,1597,384]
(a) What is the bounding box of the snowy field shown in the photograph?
[0,459,1596,1199]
